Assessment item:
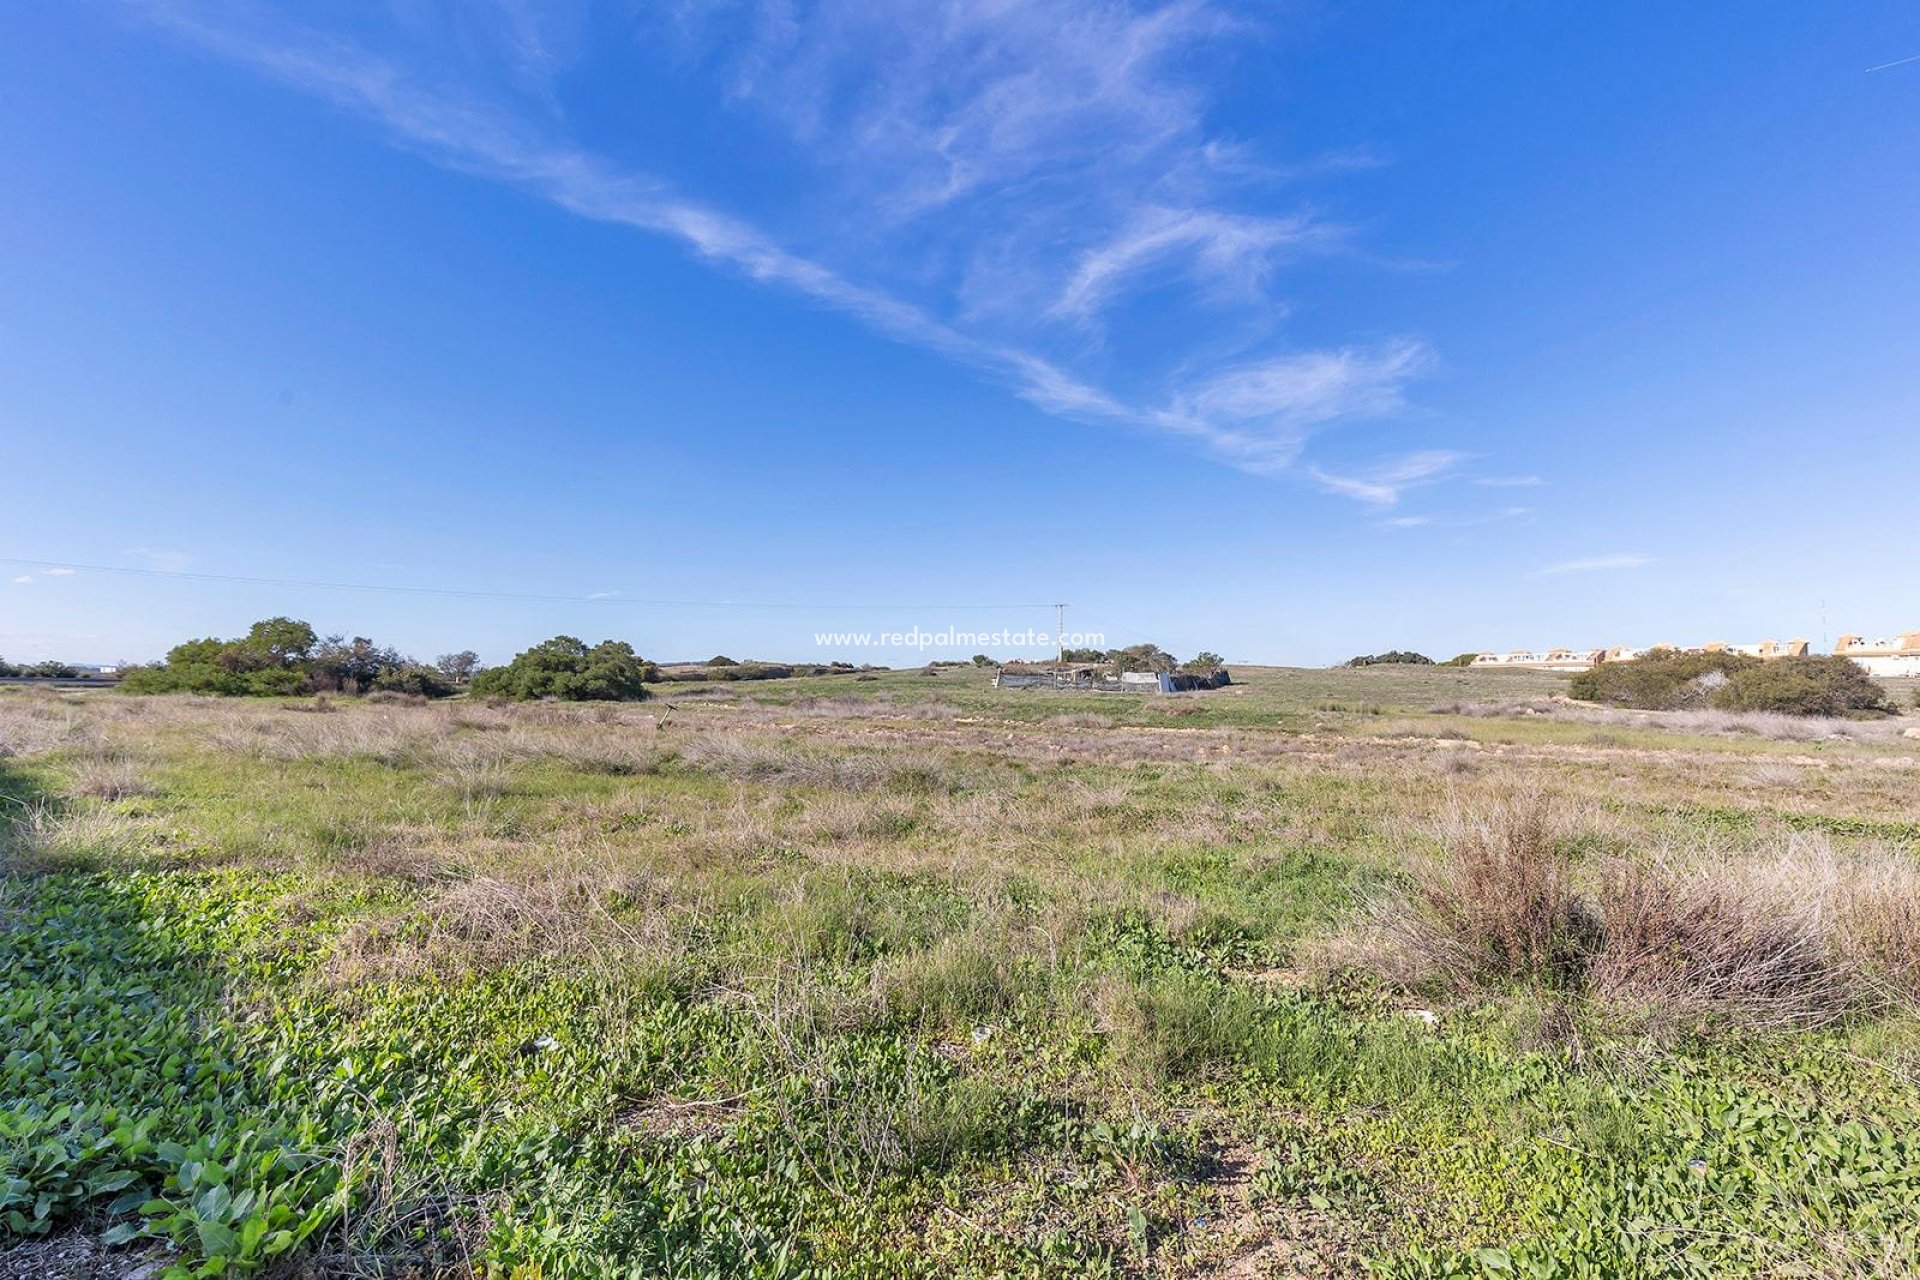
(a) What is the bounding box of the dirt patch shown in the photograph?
[0,1235,167,1280]
[615,1094,746,1143]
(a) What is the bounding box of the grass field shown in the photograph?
[4,665,1920,1278]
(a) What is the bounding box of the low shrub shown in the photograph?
[1345,651,1433,667]
[1713,655,1893,716]
[470,636,653,701]
[1370,795,1598,991]
[1569,650,1757,710]
[1587,860,1854,1030]
[1573,651,1893,717]
[1345,797,1868,1030]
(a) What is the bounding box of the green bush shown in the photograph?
[1569,650,1758,710]
[1345,651,1433,667]
[116,619,456,698]
[470,637,654,701]
[1713,655,1893,716]
[1573,651,1892,717]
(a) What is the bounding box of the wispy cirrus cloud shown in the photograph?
[1307,449,1464,508]
[127,0,1452,501]
[1532,553,1652,577]
[1049,207,1341,322]
[1474,475,1545,488]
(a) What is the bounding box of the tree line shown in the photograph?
[0,658,98,679]
[1055,643,1226,674]
[115,618,484,698]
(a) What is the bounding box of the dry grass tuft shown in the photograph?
[64,753,155,801]
[327,867,680,985]
[4,802,147,871]
[1587,855,1856,1031]
[0,695,101,758]
[1364,794,1597,991]
[1333,797,1885,1030]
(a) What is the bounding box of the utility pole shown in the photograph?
[1054,603,1068,666]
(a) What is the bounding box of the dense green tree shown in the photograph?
[117,618,454,698]
[1182,652,1225,672]
[1109,643,1176,673]
[470,637,655,701]
[1346,651,1434,667]
[309,635,402,693]
[219,617,317,672]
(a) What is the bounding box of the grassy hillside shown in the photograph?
[4,668,1919,1277]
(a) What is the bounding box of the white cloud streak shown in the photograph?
[1532,553,1652,577]
[1306,450,1464,508]
[127,0,1447,500]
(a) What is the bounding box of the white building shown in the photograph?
[1834,633,1920,677]
[1471,648,1603,672]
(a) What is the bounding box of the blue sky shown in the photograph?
[4,2,1918,667]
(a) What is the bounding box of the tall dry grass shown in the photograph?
[1333,794,1918,1030]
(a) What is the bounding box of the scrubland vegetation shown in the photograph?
[4,665,1920,1277]
[1570,651,1894,718]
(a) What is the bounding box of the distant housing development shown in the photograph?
[1467,635,1909,674]
[1833,633,1920,677]
[1470,648,1604,672]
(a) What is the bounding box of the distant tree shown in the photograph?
[218,617,317,673]
[309,635,402,693]
[116,618,455,698]
[0,656,16,677]
[1441,653,1479,667]
[120,637,240,694]
[24,661,79,679]
[1182,652,1225,673]
[707,655,739,667]
[1061,647,1105,664]
[971,654,994,667]
[435,651,483,684]
[1109,643,1176,673]
[470,636,654,701]
[1346,651,1434,667]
